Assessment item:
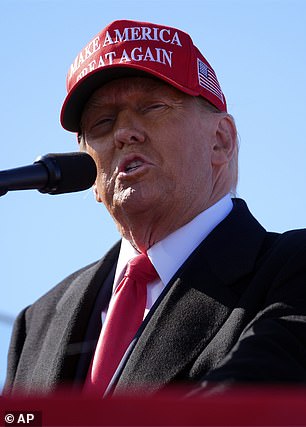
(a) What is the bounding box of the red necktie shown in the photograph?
[84,253,158,395]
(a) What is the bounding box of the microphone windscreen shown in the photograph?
[36,152,97,194]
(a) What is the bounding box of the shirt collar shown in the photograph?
[114,194,233,288]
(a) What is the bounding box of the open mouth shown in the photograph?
[119,155,151,176]
[124,159,144,173]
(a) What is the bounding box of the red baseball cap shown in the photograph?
[60,19,227,132]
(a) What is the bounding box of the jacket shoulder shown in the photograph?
[29,259,101,313]
[265,228,306,255]
[24,240,121,325]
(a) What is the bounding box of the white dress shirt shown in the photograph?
[102,194,233,321]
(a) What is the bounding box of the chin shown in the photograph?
[113,187,159,215]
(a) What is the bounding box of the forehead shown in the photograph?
[82,76,186,111]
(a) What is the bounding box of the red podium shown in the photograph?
[1,387,306,426]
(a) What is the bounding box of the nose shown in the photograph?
[113,110,146,148]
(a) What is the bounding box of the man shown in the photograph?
[5,19,306,397]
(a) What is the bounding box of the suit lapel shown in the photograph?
[115,199,267,393]
[30,242,120,390]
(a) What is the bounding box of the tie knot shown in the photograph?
[125,253,158,284]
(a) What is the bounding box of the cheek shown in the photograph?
[86,142,113,176]
[165,135,212,187]
[85,144,113,197]
[158,131,193,173]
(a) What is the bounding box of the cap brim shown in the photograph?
[60,64,198,132]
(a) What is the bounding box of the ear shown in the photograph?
[211,114,237,166]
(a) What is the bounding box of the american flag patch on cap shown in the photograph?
[197,59,223,102]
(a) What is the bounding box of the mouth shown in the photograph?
[118,155,153,177]
[124,159,144,173]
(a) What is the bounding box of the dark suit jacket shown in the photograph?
[4,199,306,395]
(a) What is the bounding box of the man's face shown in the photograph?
[81,77,221,233]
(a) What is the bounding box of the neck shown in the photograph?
[113,192,229,252]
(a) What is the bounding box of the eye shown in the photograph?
[86,116,115,136]
[92,117,114,128]
[143,103,167,113]
[84,115,115,139]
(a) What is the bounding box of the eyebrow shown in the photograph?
[81,80,186,126]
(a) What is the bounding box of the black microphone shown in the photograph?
[0,152,97,196]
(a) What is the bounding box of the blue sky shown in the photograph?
[1,0,306,390]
